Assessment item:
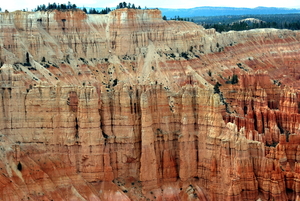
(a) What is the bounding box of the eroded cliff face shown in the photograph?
[1,8,300,200]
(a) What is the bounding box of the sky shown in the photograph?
[2,0,300,11]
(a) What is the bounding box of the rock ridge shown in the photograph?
[1,8,300,200]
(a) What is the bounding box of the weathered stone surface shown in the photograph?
[1,8,300,200]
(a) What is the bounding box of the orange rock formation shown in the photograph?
[1,8,300,200]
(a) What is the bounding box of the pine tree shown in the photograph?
[67,1,71,9]
[17,162,22,171]
[231,74,238,84]
[26,52,30,64]
[214,82,221,94]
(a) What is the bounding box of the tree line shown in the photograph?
[2,2,144,14]
[193,13,300,32]
[34,1,77,11]
[116,2,141,9]
[203,21,300,32]
[169,16,194,22]
[83,2,142,14]
[33,1,142,14]
[83,7,112,14]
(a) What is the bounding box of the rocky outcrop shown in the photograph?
[1,8,300,200]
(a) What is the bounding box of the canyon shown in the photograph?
[1,8,300,201]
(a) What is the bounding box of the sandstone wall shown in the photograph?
[1,8,300,200]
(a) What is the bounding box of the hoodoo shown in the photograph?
[1,8,300,200]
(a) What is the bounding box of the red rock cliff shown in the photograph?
[1,8,300,201]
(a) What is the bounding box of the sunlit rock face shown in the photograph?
[1,8,300,200]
